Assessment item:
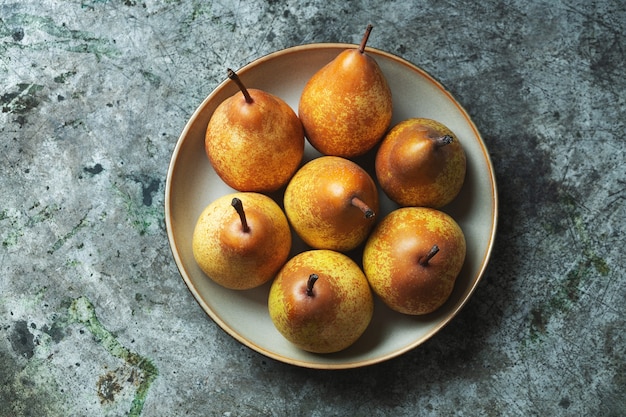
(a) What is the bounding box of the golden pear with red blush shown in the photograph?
[298,25,392,158]
[283,156,379,252]
[205,69,304,193]
[363,207,466,315]
[268,249,374,353]
[375,118,466,208]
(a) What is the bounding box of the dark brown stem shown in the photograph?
[227,68,253,103]
[306,274,319,297]
[351,196,375,219]
[419,245,440,266]
[231,197,250,233]
[435,135,454,148]
[359,24,373,53]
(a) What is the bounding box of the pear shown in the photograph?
[192,192,291,290]
[205,69,304,192]
[298,24,393,158]
[375,118,466,208]
[268,249,374,353]
[362,207,466,315]
[283,155,379,252]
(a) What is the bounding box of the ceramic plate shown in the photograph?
[165,44,498,369]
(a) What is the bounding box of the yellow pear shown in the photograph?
[375,118,466,208]
[362,207,466,315]
[205,69,304,192]
[298,25,392,157]
[268,249,374,353]
[192,192,291,290]
[283,156,379,252]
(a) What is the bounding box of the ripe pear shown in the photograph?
[375,118,466,208]
[362,207,466,315]
[268,249,374,353]
[205,69,304,192]
[192,192,291,290]
[283,155,379,252]
[298,24,392,158]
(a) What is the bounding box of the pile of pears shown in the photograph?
[192,25,467,354]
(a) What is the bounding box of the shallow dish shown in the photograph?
[165,43,498,369]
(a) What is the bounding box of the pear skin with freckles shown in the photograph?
[363,207,466,315]
[283,156,379,252]
[192,192,292,290]
[298,25,392,158]
[268,250,374,353]
[375,118,466,208]
[205,70,304,192]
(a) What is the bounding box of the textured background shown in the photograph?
[1,0,625,416]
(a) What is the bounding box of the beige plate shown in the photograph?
[165,44,498,369]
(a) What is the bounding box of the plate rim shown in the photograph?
[165,42,499,369]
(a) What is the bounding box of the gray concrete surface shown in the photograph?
[1,0,625,416]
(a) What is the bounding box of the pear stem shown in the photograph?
[227,68,253,104]
[359,24,373,53]
[306,274,319,297]
[419,244,440,266]
[351,196,375,219]
[231,197,250,233]
[435,135,454,148]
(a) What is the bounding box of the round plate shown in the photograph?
[165,43,498,369]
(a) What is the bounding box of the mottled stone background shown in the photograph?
[1,0,625,416]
